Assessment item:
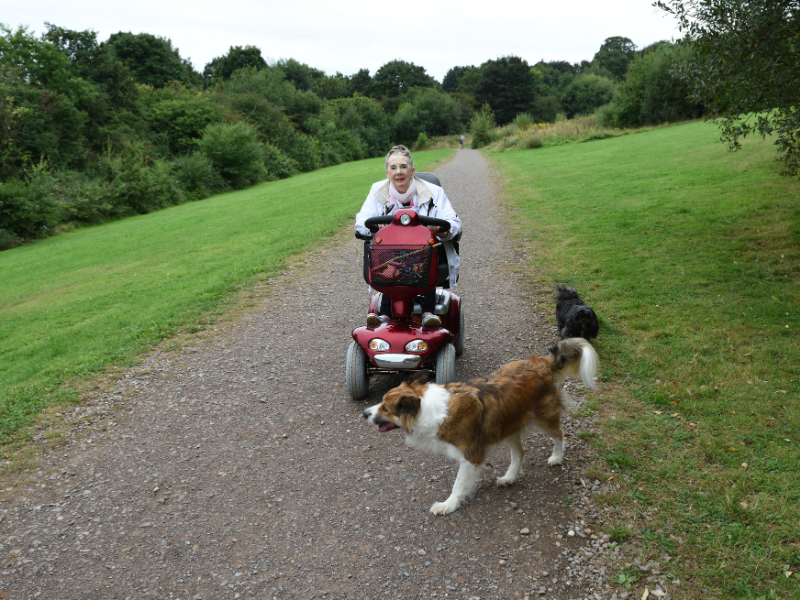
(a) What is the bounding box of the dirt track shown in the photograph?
[0,150,630,600]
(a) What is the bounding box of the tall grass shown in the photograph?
[490,122,800,599]
[492,113,656,151]
[0,150,454,442]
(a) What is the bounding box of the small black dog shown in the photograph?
[556,286,599,341]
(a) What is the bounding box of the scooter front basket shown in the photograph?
[369,244,433,287]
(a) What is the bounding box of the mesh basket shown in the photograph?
[369,244,433,286]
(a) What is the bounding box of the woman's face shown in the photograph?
[386,154,415,194]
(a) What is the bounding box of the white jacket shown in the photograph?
[355,176,461,286]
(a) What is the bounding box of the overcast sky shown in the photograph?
[5,0,680,81]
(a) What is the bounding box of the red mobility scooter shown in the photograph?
[346,173,464,400]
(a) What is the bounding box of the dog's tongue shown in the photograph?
[379,423,398,432]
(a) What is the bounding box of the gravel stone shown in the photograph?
[0,149,645,599]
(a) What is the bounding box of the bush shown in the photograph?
[560,74,615,119]
[28,167,112,224]
[0,178,61,239]
[392,87,466,146]
[0,227,22,250]
[415,132,429,149]
[95,144,183,215]
[525,136,543,149]
[470,104,497,149]
[608,45,703,128]
[595,102,617,127]
[531,96,561,124]
[172,151,221,199]
[262,143,293,180]
[512,113,534,129]
[198,122,265,189]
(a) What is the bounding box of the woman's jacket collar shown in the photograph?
[373,176,435,207]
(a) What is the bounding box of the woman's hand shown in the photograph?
[427,225,440,235]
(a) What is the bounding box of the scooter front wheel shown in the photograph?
[435,343,456,385]
[346,341,369,400]
[453,306,465,356]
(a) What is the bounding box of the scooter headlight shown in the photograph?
[369,339,390,351]
[399,213,412,226]
[405,340,428,352]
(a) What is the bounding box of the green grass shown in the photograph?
[0,150,454,441]
[490,121,800,599]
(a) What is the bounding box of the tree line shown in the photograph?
[0,24,703,248]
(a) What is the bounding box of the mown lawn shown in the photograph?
[490,122,799,599]
[0,150,454,441]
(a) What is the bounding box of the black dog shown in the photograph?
[556,286,599,340]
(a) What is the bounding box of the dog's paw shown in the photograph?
[547,454,563,466]
[480,462,495,476]
[429,500,459,515]
[496,475,516,487]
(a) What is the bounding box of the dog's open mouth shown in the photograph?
[378,423,398,432]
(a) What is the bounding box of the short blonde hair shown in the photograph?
[385,145,414,170]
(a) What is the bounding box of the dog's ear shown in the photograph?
[396,394,421,415]
[408,369,433,385]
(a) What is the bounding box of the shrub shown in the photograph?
[95,145,183,215]
[595,102,617,127]
[392,88,466,146]
[470,104,497,149]
[512,113,534,129]
[172,151,221,199]
[0,178,61,239]
[531,96,561,124]
[609,45,703,128]
[525,136,543,149]
[262,143,293,180]
[560,74,616,119]
[198,122,265,189]
[0,227,22,250]
[415,132,429,149]
[28,167,112,224]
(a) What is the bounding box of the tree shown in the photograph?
[605,44,703,127]
[592,36,637,80]
[560,74,615,118]
[475,56,537,125]
[442,66,469,93]
[348,68,373,97]
[207,45,266,82]
[391,88,465,146]
[275,58,324,91]
[41,23,141,145]
[655,0,800,176]
[371,60,437,98]
[313,73,350,100]
[106,32,199,88]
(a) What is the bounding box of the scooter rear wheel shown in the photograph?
[435,343,456,385]
[346,341,369,400]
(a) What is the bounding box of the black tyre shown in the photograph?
[346,341,369,400]
[453,307,465,356]
[435,343,456,385]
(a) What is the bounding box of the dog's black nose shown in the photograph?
[361,409,369,419]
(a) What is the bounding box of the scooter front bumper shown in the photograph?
[372,353,422,369]
[351,322,451,371]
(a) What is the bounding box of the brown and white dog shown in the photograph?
[363,338,598,515]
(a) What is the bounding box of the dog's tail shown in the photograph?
[549,338,598,390]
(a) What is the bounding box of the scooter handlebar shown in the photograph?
[364,215,393,232]
[363,215,452,233]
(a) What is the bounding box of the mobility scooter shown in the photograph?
[346,173,464,400]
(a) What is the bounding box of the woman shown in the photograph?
[355,145,462,328]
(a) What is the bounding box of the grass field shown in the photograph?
[0,150,454,442]
[490,122,799,599]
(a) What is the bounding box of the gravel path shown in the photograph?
[0,150,666,600]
